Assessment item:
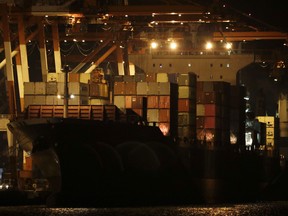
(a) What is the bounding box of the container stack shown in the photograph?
[230,85,246,150]
[177,72,197,147]
[113,80,147,124]
[256,116,280,156]
[196,81,231,149]
[24,70,110,108]
[113,73,178,138]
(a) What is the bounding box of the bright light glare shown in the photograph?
[225,42,232,50]
[170,41,177,49]
[70,94,75,99]
[150,41,158,49]
[205,42,213,50]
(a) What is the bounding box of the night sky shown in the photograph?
[221,0,288,31]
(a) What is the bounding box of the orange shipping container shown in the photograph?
[159,109,170,122]
[114,82,125,95]
[23,156,32,171]
[147,96,159,108]
[159,96,170,109]
[178,99,193,112]
[69,73,80,82]
[124,82,137,95]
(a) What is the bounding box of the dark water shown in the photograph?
[0,201,288,216]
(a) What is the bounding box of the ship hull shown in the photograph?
[7,118,283,207]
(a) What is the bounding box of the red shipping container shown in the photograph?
[205,104,220,116]
[204,116,221,129]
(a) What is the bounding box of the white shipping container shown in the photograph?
[46,82,58,95]
[159,82,170,95]
[278,98,288,122]
[80,73,91,83]
[69,82,89,96]
[147,109,159,122]
[69,95,89,105]
[179,86,192,98]
[35,82,46,95]
[33,95,46,104]
[113,95,125,109]
[89,98,109,105]
[47,73,58,82]
[24,82,35,94]
[136,82,148,95]
[156,72,169,82]
[57,82,89,96]
[0,118,10,131]
[57,73,65,82]
[45,95,59,105]
[24,95,46,107]
[280,122,288,137]
[147,82,159,95]
[196,104,205,116]
[257,116,276,128]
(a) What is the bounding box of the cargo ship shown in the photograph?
[2,70,286,207]
[5,102,284,207]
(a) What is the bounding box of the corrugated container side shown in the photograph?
[159,96,170,109]
[114,82,125,95]
[196,104,205,116]
[178,99,194,112]
[114,95,125,109]
[147,109,159,122]
[80,73,91,83]
[35,82,46,94]
[69,73,80,82]
[159,109,170,122]
[89,83,100,97]
[147,96,159,108]
[136,82,148,95]
[124,82,137,95]
[156,72,169,82]
[147,82,159,95]
[46,82,58,95]
[24,82,35,94]
[146,73,156,82]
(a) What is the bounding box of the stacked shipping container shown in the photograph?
[196,81,231,148]
[24,71,110,108]
[113,73,178,138]
[177,73,197,147]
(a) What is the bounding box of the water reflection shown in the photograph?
[0,201,288,216]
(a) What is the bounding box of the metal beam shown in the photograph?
[212,31,288,41]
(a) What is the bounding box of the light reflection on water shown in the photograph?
[0,201,288,216]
